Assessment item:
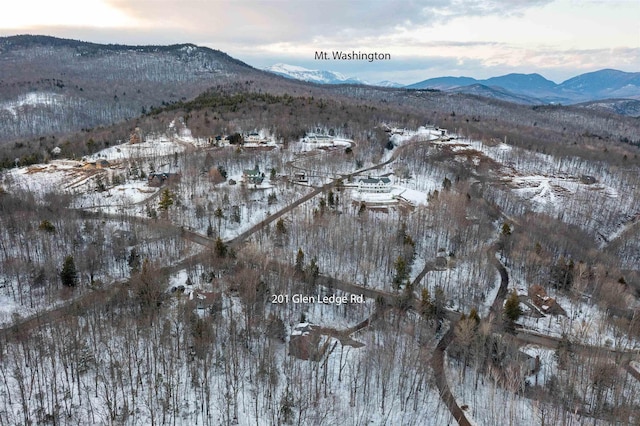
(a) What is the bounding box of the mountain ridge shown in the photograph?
[408,69,640,105]
[264,61,640,106]
[263,63,402,87]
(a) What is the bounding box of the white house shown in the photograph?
[357,176,392,193]
[245,132,269,144]
[303,133,334,144]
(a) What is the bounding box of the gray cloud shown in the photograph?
[104,0,553,46]
[3,0,635,87]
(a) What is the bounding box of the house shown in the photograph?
[148,172,181,187]
[288,323,331,361]
[245,132,270,144]
[357,176,392,193]
[294,172,308,183]
[187,291,222,312]
[303,133,334,144]
[528,284,564,315]
[243,164,264,185]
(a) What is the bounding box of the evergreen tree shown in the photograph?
[421,288,434,318]
[295,248,305,273]
[128,247,141,272]
[327,190,335,208]
[215,237,228,258]
[60,255,77,287]
[358,201,366,215]
[442,176,452,191]
[158,188,174,211]
[306,257,320,283]
[38,219,56,233]
[504,290,522,323]
[392,255,409,290]
[214,207,224,232]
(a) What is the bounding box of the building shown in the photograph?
[148,172,181,187]
[294,172,308,183]
[357,176,392,193]
[243,164,264,185]
[303,134,334,144]
[288,323,332,361]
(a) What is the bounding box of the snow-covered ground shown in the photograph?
[72,181,158,209]
[297,136,353,151]
[0,92,65,117]
[351,185,429,206]
[86,134,186,162]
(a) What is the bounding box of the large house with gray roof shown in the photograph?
[357,176,392,193]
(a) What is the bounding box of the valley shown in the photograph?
[0,36,640,426]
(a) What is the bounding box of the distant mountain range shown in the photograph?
[2,34,639,145]
[263,63,402,87]
[408,69,640,105]
[265,63,640,111]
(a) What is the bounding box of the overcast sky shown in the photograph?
[2,0,639,84]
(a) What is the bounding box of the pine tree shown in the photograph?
[392,255,408,290]
[60,255,77,287]
[158,188,174,211]
[358,201,366,215]
[214,207,224,232]
[504,290,522,323]
[295,248,305,273]
[442,176,452,191]
[38,219,56,233]
[215,237,227,258]
[421,288,434,318]
[128,247,141,272]
[306,257,320,283]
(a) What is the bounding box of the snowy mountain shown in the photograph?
[264,63,364,85]
[263,63,401,87]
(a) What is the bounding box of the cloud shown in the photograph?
[2,0,635,86]
[103,0,553,46]
[420,0,553,20]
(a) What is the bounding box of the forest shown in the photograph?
[1,63,640,425]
